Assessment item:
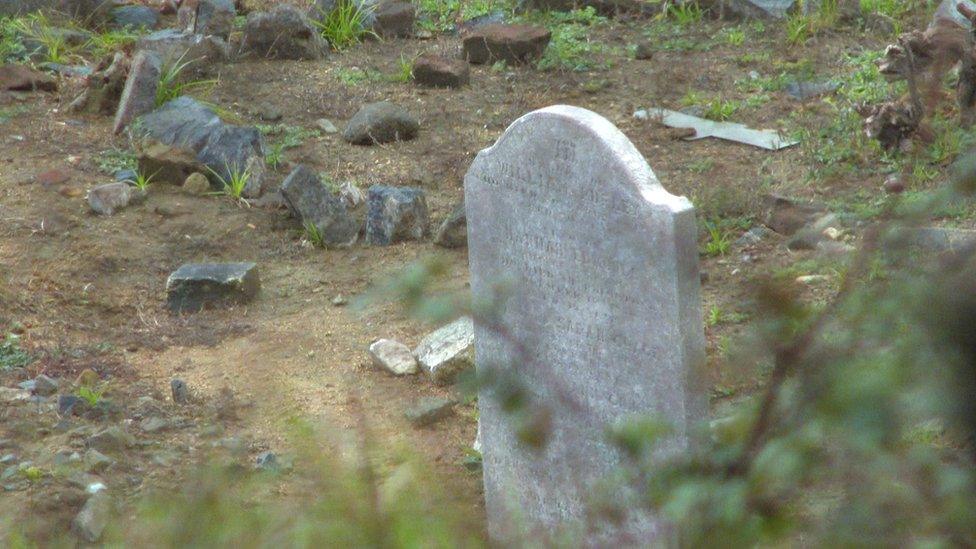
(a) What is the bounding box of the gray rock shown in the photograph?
[115,169,137,183]
[181,0,236,39]
[113,50,162,135]
[457,10,506,32]
[315,118,339,133]
[72,493,111,543]
[137,141,205,186]
[433,202,466,248]
[722,0,798,19]
[404,396,455,427]
[140,416,171,433]
[255,451,279,471]
[734,226,770,247]
[343,102,419,145]
[901,227,976,252]
[280,165,360,248]
[68,52,128,116]
[58,395,83,416]
[137,29,230,72]
[365,185,429,246]
[134,97,266,193]
[413,317,474,384]
[84,449,114,473]
[32,374,59,396]
[87,182,146,216]
[166,262,261,313]
[182,172,212,195]
[241,5,326,60]
[785,79,840,101]
[369,339,419,375]
[111,5,159,29]
[787,213,843,251]
[86,427,134,453]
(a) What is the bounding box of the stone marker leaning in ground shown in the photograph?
[465,105,706,544]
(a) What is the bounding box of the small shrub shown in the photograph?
[77,385,105,407]
[207,164,253,201]
[313,0,375,51]
[156,52,218,107]
[304,221,326,248]
[668,1,704,26]
[0,334,31,370]
[129,170,157,192]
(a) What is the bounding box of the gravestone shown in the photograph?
[465,105,706,543]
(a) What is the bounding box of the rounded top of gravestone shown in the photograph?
[472,105,691,214]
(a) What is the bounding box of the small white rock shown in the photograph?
[369,339,418,376]
[413,317,475,384]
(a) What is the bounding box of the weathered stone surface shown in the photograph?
[280,165,360,247]
[171,379,190,404]
[0,0,112,21]
[0,64,56,91]
[413,54,470,88]
[371,1,415,38]
[68,52,129,115]
[785,79,839,101]
[404,396,455,427]
[180,0,235,39]
[134,97,266,193]
[434,201,467,248]
[137,29,230,71]
[241,5,326,60]
[87,182,145,216]
[32,374,59,396]
[86,427,134,453]
[369,339,419,375]
[465,106,706,542]
[182,172,212,195]
[462,24,551,65]
[84,449,114,472]
[365,185,429,246]
[72,493,111,543]
[413,317,474,384]
[111,5,159,29]
[113,50,161,135]
[166,262,260,313]
[343,102,419,145]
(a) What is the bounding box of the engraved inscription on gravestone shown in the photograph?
[465,105,706,542]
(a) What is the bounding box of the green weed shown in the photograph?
[723,26,745,46]
[312,0,375,51]
[77,385,105,407]
[0,334,31,370]
[95,149,137,175]
[522,8,609,72]
[668,1,704,26]
[304,221,326,248]
[392,54,414,83]
[207,164,253,201]
[86,28,138,58]
[156,52,218,107]
[128,170,157,192]
[701,221,733,256]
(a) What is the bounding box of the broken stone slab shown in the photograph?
[369,339,419,375]
[72,492,112,543]
[171,379,189,404]
[179,0,236,39]
[413,54,470,88]
[635,108,798,150]
[133,97,267,194]
[113,50,162,135]
[404,396,455,427]
[166,262,260,313]
[785,79,840,101]
[462,24,551,65]
[343,101,420,145]
[0,64,57,92]
[413,317,474,384]
[110,5,159,29]
[365,185,429,246]
[240,5,327,60]
[433,201,467,248]
[137,29,230,72]
[280,165,360,248]
[371,1,416,38]
[87,182,146,216]
[32,374,59,396]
